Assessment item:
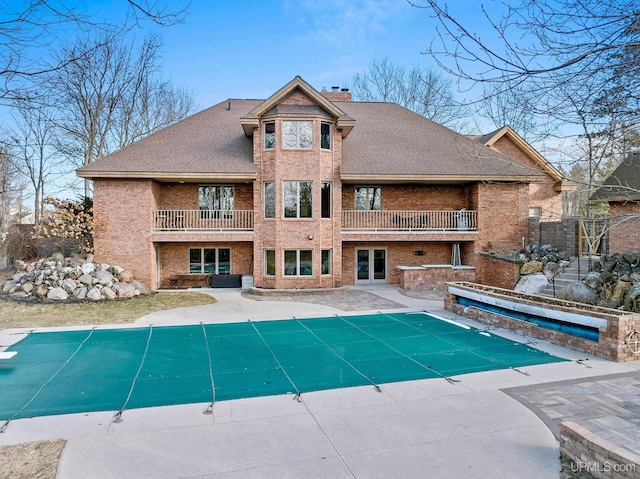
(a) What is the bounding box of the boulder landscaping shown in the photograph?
[1,253,150,302]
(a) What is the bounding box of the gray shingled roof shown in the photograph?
[591,151,640,202]
[78,97,544,181]
[337,102,543,179]
[77,99,260,177]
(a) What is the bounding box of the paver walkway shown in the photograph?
[504,371,640,456]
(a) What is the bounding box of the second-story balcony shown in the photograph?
[153,210,254,231]
[341,210,477,232]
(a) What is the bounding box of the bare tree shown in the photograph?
[48,33,195,197]
[4,102,61,225]
[411,0,639,120]
[352,58,471,130]
[0,1,189,104]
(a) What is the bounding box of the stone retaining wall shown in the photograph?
[397,265,475,290]
[560,422,640,479]
[445,282,640,362]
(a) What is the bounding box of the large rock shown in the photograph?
[130,280,151,295]
[520,261,543,275]
[113,282,136,299]
[624,283,640,312]
[608,280,631,309]
[21,281,34,294]
[558,281,600,304]
[583,271,603,291]
[81,262,95,275]
[47,287,69,301]
[94,270,114,286]
[514,273,549,294]
[78,274,93,286]
[2,280,16,293]
[102,287,116,300]
[61,278,77,293]
[35,284,48,297]
[73,287,88,300]
[117,270,134,282]
[86,288,102,301]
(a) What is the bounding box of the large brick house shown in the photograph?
[77,76,570,291]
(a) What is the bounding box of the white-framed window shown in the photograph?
[283,120,313,149]
[284,181,312,218]
[321,122,331,149]
[264,250,275,276]
[355,186,381,210]
[264,181,275,218]
[264,121,275,149]
[199,185,234,219]
[321,249,332,275]
[321,182,331,218]
[189,248,230,274]
[284,250,312,276]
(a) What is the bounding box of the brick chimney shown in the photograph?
[321,86,352,101]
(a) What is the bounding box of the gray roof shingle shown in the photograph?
[78,96,544,182]
[591,151,640,202]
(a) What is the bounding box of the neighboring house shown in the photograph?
[590,151,640,252]
[469,126,575,222]
[77,76,569,291]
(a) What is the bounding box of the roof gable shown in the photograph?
[474,126,575,191]
[240,76,355,137]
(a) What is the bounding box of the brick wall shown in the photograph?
[474,182,529,252]
[158,183,253,210]
[609,202,640,253]
[341,184,469,210]
[252,96,343,289]
[399,266,475,290]
[93,178,159,289]
[560,422,640,479]
[342,242,462,285]
[491,136,563,221]
[157,242,253,288]
[474,253,520,289]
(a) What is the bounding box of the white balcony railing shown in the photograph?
[341,210,477,231]
[153,210,254,231]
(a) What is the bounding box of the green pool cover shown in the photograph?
[0,312,564,421]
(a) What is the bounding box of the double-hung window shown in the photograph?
[321,182,331,218]
[283,121,313,149]
[264,182,275,218]
[284,181,312,218]
[321,122,331,149]
[189,248,231,274]
[264,250,276,276]
[355,186,381,210]
[284,250,312,276]
[264,122,275,149]
[199,185,234,219]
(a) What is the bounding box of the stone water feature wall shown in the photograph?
[445,282,640,362]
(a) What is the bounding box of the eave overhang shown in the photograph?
[76,170,257,183]
[340,173,540,184]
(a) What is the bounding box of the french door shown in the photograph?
[356,248,387,284]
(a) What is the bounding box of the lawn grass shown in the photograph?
[0,292,217,330]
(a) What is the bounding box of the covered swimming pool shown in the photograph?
[0,311,564,425]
